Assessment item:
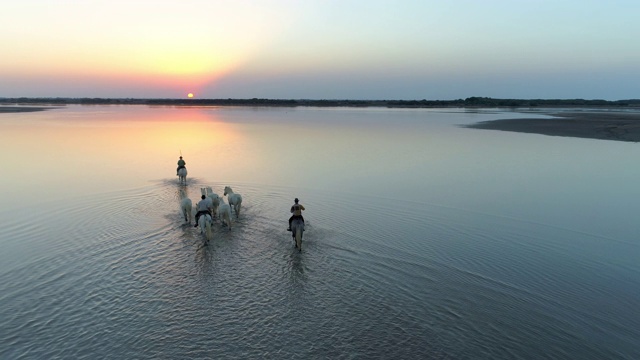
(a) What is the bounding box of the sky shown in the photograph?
[1,0,638,100]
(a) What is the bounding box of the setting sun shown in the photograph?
[187,93,194,98]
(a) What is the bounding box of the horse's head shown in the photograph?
[224,186,232,196]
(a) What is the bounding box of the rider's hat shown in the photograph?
[294,198,299,203]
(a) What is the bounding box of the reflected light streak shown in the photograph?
[0,107,248,189]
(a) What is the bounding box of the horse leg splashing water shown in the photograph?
[218,197,232,230]
[223,186,242,218]
[178,167,188,184]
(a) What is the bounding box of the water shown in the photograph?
[0,105,638,359]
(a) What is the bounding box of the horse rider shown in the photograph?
[287,198,305,231]
[194,195,212,227]
[177,156,186,176]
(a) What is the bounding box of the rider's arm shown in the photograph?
[300,205,305,211]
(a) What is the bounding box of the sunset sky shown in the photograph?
[1,0,638,100]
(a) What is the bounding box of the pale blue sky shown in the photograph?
[1,0,638,100]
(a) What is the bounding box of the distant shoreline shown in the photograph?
[4,99,640,143]
[1,96,639,108]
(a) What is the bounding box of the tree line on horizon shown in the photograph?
[1,96,639,108]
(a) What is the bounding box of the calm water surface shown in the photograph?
[0,105,639,359]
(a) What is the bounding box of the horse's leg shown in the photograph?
[295,227,302,251]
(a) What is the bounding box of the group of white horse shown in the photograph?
[176,165,302,251]
[179,181,243,244]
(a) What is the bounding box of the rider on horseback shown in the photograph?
[177,156,186,176]
[194,195,212,227]
[287,198,305,231]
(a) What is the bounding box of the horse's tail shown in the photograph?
[181,198,192,223]
[205,219,212,241]
[294,225,302,251]
[181,206,187,222]
[237,202,242,218]
[223,211,232,230]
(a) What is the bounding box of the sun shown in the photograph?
[187,93,194,98]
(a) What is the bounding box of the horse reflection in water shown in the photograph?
[178,167,187,184]
[291,217,304,252]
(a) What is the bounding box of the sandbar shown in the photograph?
[0,106,51,113]
[466,110,640,142]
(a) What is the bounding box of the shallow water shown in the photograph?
[0,105,639,359]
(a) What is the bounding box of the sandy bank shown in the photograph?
[466,110,640,142]
[0,106,51,113]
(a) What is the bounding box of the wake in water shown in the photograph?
[0,178,637,359]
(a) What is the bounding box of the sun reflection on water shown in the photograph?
[0,106,251,202]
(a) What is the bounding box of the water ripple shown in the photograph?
[0,181,638,359]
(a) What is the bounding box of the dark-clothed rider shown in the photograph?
[287,198,305,231]
[194,195,212,227]
[177,156,186,176]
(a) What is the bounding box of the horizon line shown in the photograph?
[2,96,640,102]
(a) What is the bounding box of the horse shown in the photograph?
[201,187,220,218]
[223,186,242,218]
[178,167,188,184]
[218,197,232,230]
[291,217,305,252]
[180,196,192,224]
[199,213,213,244]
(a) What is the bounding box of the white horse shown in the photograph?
[291,217,305,252]
[178,167,188,184]
[180,196,192,224]
[223,186,242,218]
[201,187,220,218]
[218,197,232,230]
[199,213,213,244]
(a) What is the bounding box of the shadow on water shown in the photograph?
[285,225,311,285]
[194,242,214,266]
[288,250,306,278]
